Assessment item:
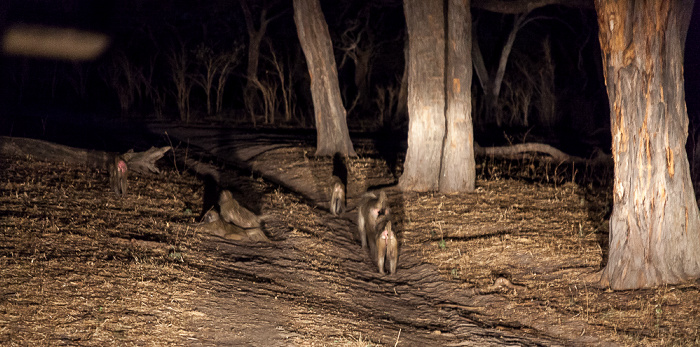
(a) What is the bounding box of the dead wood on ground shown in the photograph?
[0,136,170,175]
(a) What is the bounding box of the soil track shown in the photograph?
[178,141,564,346]
[197,208,552,346]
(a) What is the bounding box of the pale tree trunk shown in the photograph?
[440,0,475,193]
[596,0,700,290]
[399,0,446,191]
[293,0,356,157]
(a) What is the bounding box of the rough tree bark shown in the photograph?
[595,0,700,289]
[399,0,446,191]
[440,0,476,193]
[293,0,356,157]
[400,0,475,192]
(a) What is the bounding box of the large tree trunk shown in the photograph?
[293,0,356,157]
[399,0,446,191]
[595,0,700,290]
[440,0,475,193]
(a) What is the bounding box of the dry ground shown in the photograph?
[1,144,699,346]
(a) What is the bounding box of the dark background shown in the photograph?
[0,0,698,165]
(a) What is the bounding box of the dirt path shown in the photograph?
[149,126,612,345]
[194,215,556,345]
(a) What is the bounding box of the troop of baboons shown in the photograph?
[108,152,398,275]
[333,156,399,275]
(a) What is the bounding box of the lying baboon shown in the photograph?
[201,210,269,242]
[219,190,262,229]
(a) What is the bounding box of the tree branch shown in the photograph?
[472,0,593,14]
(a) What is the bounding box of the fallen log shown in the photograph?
[0,136,170,175]
[475,142,611,164]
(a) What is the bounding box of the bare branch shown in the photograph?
[472,0,593,14]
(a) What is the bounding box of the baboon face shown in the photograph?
[204,210,220,223]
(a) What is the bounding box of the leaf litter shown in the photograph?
[1,147,699,346]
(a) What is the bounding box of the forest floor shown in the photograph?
[1,133,700,346]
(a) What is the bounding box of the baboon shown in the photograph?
[201,210,247,240]
[370,216,398,275]
[219,190,262,229]
[329,175,346,216]
[242,226,270,242]
[201,210,269,242]
[108,154,128,195]
[357,190,389,250]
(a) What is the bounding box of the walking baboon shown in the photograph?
[329,175,346,216]
[357,190,389,250]
[370,216,398,275]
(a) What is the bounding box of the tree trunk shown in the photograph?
[293,0,356,157]
[440,0,475,193]
[595,0,700,290]
[491,13,528,108]
[399,0,446,191]
[471,12,529,127]
[394,38,409,123]
[240,0,268,124]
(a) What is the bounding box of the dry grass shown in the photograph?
[0,157,207,345]
[346,152,700,346]
[1,150,699,346]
